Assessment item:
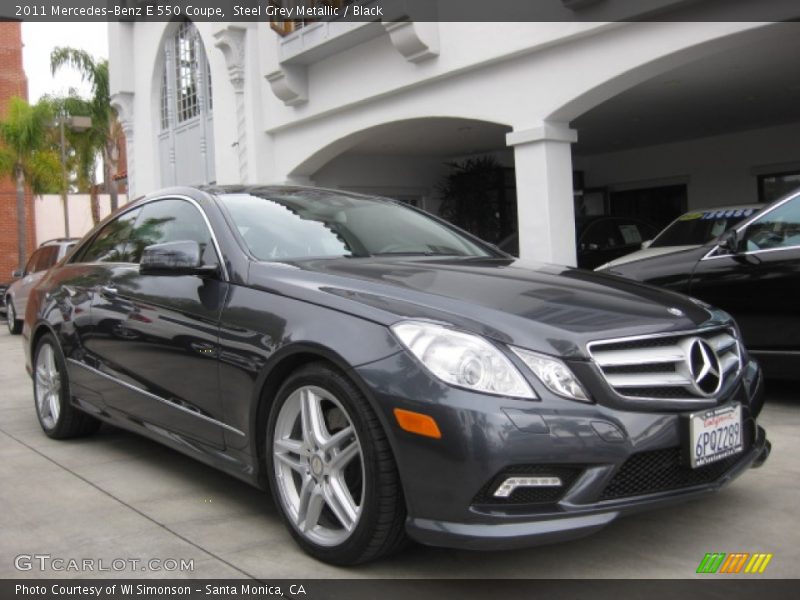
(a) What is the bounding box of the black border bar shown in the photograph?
[3,579,800,600]
[2,0,800,23]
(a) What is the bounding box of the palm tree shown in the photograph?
[0,97,61,269]
[50,47,121,212]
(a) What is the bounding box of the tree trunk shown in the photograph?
[90,187,100,225]
[89,168,100,225]
[14,164,27,271]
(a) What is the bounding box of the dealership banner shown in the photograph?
[3,579,800,599]
[2,0,800,23]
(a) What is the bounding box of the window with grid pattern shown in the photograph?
[175,21,200,122]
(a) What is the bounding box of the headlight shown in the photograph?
[391,321,536,399]
[510,347,590,402]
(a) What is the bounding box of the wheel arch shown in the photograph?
[29,320,59,365]
[249,342,402,490]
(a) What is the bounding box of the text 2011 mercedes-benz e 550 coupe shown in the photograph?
[23,186,770,565]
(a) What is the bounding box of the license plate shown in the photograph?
[688,404,743,468]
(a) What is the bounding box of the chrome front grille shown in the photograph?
[588,327,742,401]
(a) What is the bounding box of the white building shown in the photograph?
[108,1,800,265]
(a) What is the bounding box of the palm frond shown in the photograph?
[50,47,98,81]
[26,149,62,194]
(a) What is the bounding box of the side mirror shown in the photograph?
[11,269,22,279]
[718,229,742,254]
[641,240,652,249]
[140,241,217,276]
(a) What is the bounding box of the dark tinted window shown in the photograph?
[580,220,624,251]
[127,199,217,265]
[758,171,800,204]
[219,191,491,260]
[34,246,60,271]
[651,208,758,248]
[78,208,143,263]
[24,249,42,274]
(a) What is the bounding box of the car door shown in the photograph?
[688,194,800,377]
[87,197,229,448]
[60,208,145,413]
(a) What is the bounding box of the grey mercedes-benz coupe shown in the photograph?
[23,186,770,564]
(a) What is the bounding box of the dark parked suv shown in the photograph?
[599,190,800,380]
[23,186,770,564]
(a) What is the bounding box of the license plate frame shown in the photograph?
[687,403,743,469]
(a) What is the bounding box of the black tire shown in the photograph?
[265,362,408,565]
[33,333,101,439]
[6,299,22,335]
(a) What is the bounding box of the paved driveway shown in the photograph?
[0,328,797,579]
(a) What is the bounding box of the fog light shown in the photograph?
[493,476,563,498]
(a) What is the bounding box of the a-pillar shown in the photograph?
[507,122,578,266]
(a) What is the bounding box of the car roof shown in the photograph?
[39,238,80,246]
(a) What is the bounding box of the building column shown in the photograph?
[507,122,578,266]
[214,25,249,184]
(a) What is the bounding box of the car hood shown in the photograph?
[247,257,728,359]
[597,245,699,269]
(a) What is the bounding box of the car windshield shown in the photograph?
[650,208,759,247]
[218,190,493,260]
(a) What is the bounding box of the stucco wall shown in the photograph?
[575,121,800,208]
[34,194,128,245]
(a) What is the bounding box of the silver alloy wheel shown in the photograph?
[6,301,14,332]
[34,343,62,430]
[273,385,365,547]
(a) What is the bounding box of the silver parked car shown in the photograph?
[5,238,78,334]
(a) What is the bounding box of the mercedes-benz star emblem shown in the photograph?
[683,338,723,397]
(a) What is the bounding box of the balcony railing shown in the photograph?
[269,0,358,37]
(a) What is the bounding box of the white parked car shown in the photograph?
[596,204,762,270]
[5,238,78,334]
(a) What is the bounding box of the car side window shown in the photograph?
[77,208,143,263]
[34,246,59,271]
[127,198,219,267]
[744,197,800,252]
[617,222,645,245]
[581,221,623,251]
[24,249,42,274]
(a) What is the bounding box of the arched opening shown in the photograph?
[291,117,515,245]
[156,20,215,186]
[562,22,800,234]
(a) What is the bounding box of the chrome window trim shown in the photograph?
[69,194,230,281]
[702,243,800,262]
[67,358,244,437]
[701,191,800,262]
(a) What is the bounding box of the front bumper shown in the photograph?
[355,353,769,550]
